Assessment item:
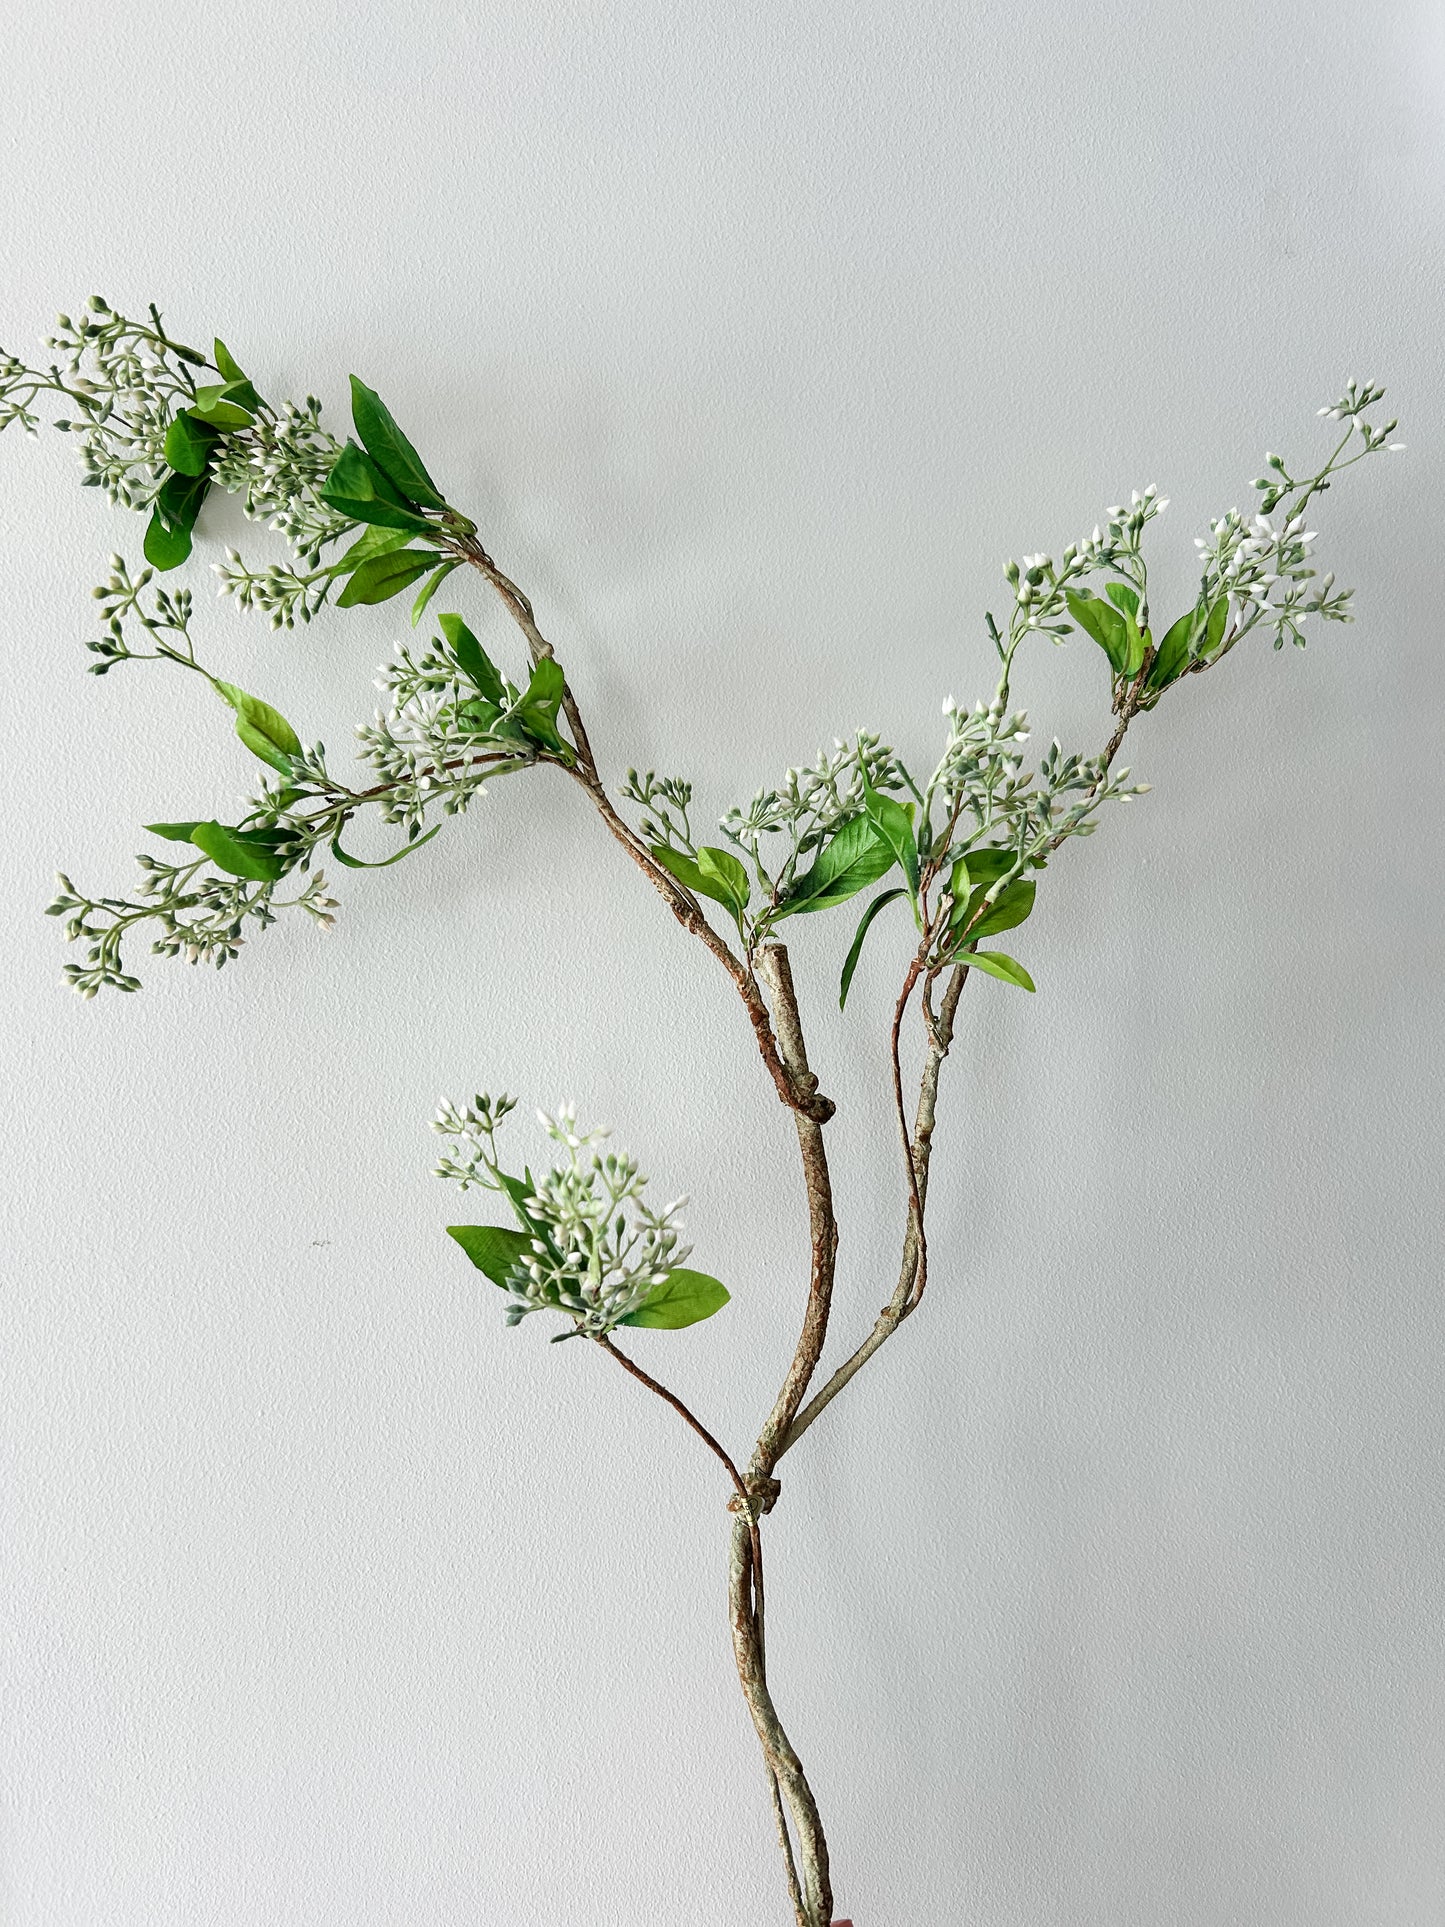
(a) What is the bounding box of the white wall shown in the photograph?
[2,3,1442,1923]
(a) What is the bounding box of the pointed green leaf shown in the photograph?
[1065,590,1130,674]
[438,614,505,702]
[144,820,203,842]
[446,1223,534,1288]
[776,813,896,917]
[620,1266,730,1330]
[215,682,302,775]
[349,376,448,511]
[651,843,747,913]
[212,338,248,384]
[839,886,907,1009]
[336,549,440,607]
[189,380,260,428]
[163,411,219,477]
[325,525,415,576]
[1204,594,1229,655]
[321,440,435,533]
[862,776,920,906]
[963,949,1036,991]
[953,877,1036,943]
[1105,581,1140,620]
[153,468,210,535]
[696,845,750,914]
[189,820,293,882]
[412,560,461,626]
[1148,605,1200,691]
[143,505,193,571]
[949,846,1015,899]
[515,657,571,756]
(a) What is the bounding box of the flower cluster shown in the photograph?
[432,1098,692,1336]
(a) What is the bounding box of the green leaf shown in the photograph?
[321,440,435,533]
[329,823,442,868]
[438,613,505,703]
[215,681,302,775]
[515,657,572,756]
[862,777,920,906]
[776,813,897,917]
[620,1266,730,1330]
[153,468,210,535]
[651,842,748,913]
[949,845,1016,898]
[143,505,193,571]
[839,886,907,1010]
[963,949,1036,992]
[1105,581,1140,620]
[212,338,248,383]
[349,375,448,512]
[188,820,294,882]
[445,1223,534,1288]
[144,820,203,842]
[189,380,260,429]
[411,560,461,626]
[163,411,219,477]
[1203,594,1229,655]
[696,845,750,914]
[1148,605,1199,691]
[325,525,415,575]
[336,549,440,607]
[1065,590,1130,675]
[965,877,1036,939]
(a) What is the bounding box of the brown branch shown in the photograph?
[750,943,839,1477]
[778,963,969,1459]
[457,542,836,1127]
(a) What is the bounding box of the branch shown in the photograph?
[777,964,969,1459]
[458,541,835,1125]
[749,943,839,1477]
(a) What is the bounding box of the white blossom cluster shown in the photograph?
[432,1097,692,1336]
[718,731,904,887]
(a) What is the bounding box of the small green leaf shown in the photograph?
[949,846,1015,898]
[966,877,1036,939]
[621,1266,730,1330]
[839,886,907,1009]
[215,681,302,774]
[144,820,203,842]
[212,338,248,384]
[446,1223,534,1288]
[189,820,293,882]
[349,376,448,512]
[336,549,440,607]
[862,776,920,905]
[143,506,193,571]
[696,845,750,914]
[1204,594,1229,655]
[776,814,896,917]
[438,614,505,703]
[321,440,435,533]
[329,823,442,868]
[963,949,1036,992]
[1148,605,1199,691]
[651,843,747,913]
[189,381,260,428]
[411,560,461,626]
[1065,590,1130,675]
[325,525,415,575]
[163,411,219,477]
[153,467,210,535]
[515,657,571,756]
[1105,581,1140,620]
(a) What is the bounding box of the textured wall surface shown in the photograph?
[2,4,1442,1923]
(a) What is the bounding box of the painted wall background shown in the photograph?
[2,3,1442,1922]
